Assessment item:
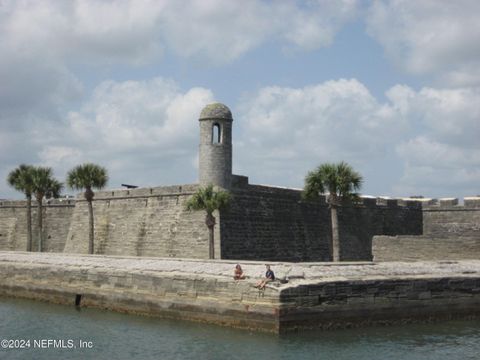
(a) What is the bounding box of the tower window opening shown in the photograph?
[212,123,221,144]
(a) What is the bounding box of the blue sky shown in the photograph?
[1,0,479,200]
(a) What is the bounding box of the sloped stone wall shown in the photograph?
[0,200,74,252]
[219,185,332,261]
[2,185,478,262]
[338,198,423,261]
[219,186,423,262]
[63,185,212,258]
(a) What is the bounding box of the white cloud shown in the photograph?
[413,87,480,146]
[367,0,480,86]
[36,77,214,189]
[0,0,359,149]
[388,85,480,147]
[161,0,358,62]
[235,78,407,187]
[391,85,480,197]
[1,76,215,198]
[236,80,480,197]
[395,137,480,195]
[2,75,479,199]
[1,0,478,200]
[397,137,480,170]
[1,0,165,65]
[366,0,480,194]
[39,146,84,169]
[66,78,212,151]
[0,0,359,132]
[1,0,358,66]
[0,0,359,197]
[281,0,358,50]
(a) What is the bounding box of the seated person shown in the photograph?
[233,264,246,280]
[255,264,275,289]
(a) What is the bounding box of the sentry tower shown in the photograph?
[198,103,233,189]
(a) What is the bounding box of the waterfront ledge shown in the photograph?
[0,252,479,334]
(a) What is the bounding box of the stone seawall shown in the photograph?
[0,252,479,333]
[280,274,480,330]
[0,252,280,332]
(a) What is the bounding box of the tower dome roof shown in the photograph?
[199,103,233,120]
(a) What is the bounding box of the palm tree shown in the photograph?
[303,161,362,262]
[31,167,63,252]
[7,164,35,251]
[66,163,108,254]
[185,185,230,259]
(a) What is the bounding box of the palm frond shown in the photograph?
[186,185,231,214]
[31,166,63,200]
[303,161,363,203]
[45,179,64,199]
[7,164,35,196]
[67,163,108,191]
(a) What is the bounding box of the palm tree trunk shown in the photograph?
[330,206,340,261]
[205,213,216,259]
[26,195,32,252]
[208,226,215,259]
[87,199,94,254]
[37,198,43,252]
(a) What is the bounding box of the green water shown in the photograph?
[0,297,479,360]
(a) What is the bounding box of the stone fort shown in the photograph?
[1,103,479,261]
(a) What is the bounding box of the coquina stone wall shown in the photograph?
[1,185,478,261]
[0,199,74,252]
[220,185,332,261]
[423,197,480,238]
[373,235,480,261]
[337,198,423,261]
[373,197,480,261]
[63,184,214,259]
[219,183,423,261]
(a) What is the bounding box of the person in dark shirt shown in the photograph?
[255,264,275,289]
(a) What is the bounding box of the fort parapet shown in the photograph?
[0,180,432,261]
[1,180,479,262]
[373,197,480,261]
